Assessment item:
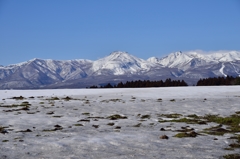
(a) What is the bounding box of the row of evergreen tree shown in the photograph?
[196,76,240,86]
[88,76,240,88]
[88,78,188,88]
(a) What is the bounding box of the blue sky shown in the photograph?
[0,0,240,66]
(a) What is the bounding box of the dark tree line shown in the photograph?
[196,76,240,86]
[88,78,188,88]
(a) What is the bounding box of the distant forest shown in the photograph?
[88,76,240,88]
[196,76,240,86]
[88,78,188,88]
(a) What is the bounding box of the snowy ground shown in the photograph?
[0,86,240,159]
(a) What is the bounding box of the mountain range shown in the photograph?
[1,50,240,89]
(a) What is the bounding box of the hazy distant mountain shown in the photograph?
[0,51,240,89]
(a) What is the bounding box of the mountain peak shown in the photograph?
[92,51,152,75]
[108,51,130,59]
[106,51,138,62]
[110,51,129,55]
[170,51,183,57]
[147,57,160,63]
[158,51,192,68]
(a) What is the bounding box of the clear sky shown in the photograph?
[0,0,240,66]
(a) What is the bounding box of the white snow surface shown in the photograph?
[219,63,227,77]
[92,51,156,75]
[158,52,193,68]
[0,86,240,159]
[231,62,240,77]
[156,50,240,68]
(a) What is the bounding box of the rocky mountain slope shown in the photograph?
[0,51,240,89]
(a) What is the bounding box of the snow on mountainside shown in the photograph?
[92,51,158,75]
[185,50,240,62]
[149,51,214,71]
[158,51,193,68]
[0,58,93,88]
[0,50,240,89]
[206,51,240,62]
[154,50,240,70]
[147,57,160,63]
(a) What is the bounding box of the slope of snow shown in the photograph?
[147,57,160,63]
[230,62,240,77]
[219,63,227,77]
[92,51,155,75]
[0,86,240,159]
[158,52,193,68]
[186,50,240,62]
[157,51,240,71]
[206,51,240,62]
[186,51,214,63]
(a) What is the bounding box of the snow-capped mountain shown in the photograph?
[156,51,194,69]
[0,50,240,89]
[150,50,240,72]
[152,51,211,70]
[91,52,159,75]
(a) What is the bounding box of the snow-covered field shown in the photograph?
[0,86,240,159]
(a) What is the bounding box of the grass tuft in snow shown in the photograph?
[46,111,54,115]
[160,135,169,139]
[0,126,8,134]
[225,135,240,150]
[1,104,21,108]
[202,125,229,136]
[92,125,99,128]
[107,114,127,120]
[115,126,121,129]
[157,98,162,102]
[223,154,240,159]
[160,113,182,118]
[174,131,198,138]
[141,115,151,119]
[159,113,240,134]
[20,101,31,107]
[62,96,72,101]
[43,125,63,132]
[133,123,141,127]
[74,124,83,126]
[82,112,90,116]
[10,96,25,100]
[203,114,240,132]
[176,127,194,133]
[107,123,115,126]
[52,115,62,118]
[187,114,200,119]
[235,111,240,115]
[47,97,60,100]
[110,98,122,102]
[0,127,4,132]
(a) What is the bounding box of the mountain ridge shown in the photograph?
[0,50,240,89]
